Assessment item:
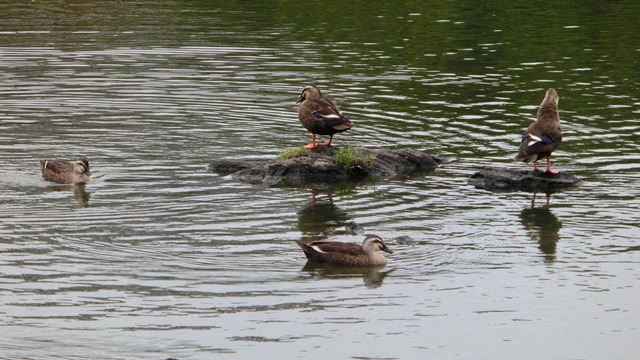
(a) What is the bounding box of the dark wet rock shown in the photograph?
[207,146,440,186]
[206,159,256,176]
[344,221,365,235]
[468,167,582,192]
[393,235,417,246]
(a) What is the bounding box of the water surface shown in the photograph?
[1,1,639,359]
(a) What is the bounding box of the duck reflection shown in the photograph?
[47,184,91,207]
[530,191,555,207]
[297,190,349,242]
[301,262,395,289]
[519,204,562,261]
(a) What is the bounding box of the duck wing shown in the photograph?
[39,160,73,174]
[515,127,561,163]
[296,241,366,261]
[38,160,74,183]
[308,241,365,255]
[311,99,353,129]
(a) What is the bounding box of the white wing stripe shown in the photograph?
[527,134,542,146]
[310,245,327,253]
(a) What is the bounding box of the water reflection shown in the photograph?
[301,262,394,289]
[297,190,349,241]
[530,191,555,207]
[520,205,562,261]
[46,184,91,207]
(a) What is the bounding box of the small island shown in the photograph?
[207,146,440,186]
[468,167,582,192]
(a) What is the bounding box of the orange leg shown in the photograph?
[319,134,334,147]
[545,156,559,174]
[304,134,318,149]
[532,162,540,172]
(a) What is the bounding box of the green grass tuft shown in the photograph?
[334,146,375,171]
[277,147,310,161]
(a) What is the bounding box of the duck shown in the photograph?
[296,234,397,266]
[294,84,355,149]
[515,88,562,174]
[38,157,96,184]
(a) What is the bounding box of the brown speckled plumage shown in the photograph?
[39,157,95,184]
[515,88,562,173]
[296,234,396,266]
[295,84,354,149]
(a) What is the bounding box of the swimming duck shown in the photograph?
[296,234,396,266]
[294,84,355,149]
[39,157,96,184]
[515,88,562,174]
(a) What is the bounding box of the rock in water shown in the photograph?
[207,146,440,186]
[468,167,581,192]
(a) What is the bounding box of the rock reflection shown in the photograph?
[520,202,562,261]
[301,262,395,289]
[344,220,366,235]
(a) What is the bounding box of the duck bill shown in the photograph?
[382,246,397,255]
[294,95,305,106]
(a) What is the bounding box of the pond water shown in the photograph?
[1,1,639,359]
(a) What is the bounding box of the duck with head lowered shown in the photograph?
[38,157,96,184]
[296,234,397,266]
[515,88,562,174]
[294,84,355,149]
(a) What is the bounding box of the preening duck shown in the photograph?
[515,88,562,174]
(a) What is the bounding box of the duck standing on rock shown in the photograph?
[515,88,562,174]
[296,234,397,266]
[39,157,96,184]
[294,84,354,149]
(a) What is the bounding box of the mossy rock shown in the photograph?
[207,146,440,186]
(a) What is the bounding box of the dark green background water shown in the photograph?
[1,1,638,359]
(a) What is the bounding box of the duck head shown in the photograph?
[541,88,559,109]
[295,84,321,105]
[75,157,96,179]
[362,234,397,255]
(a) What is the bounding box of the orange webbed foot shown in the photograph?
[544,156,559,174]
[319,135,334,147]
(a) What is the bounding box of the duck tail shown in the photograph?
[515,152,538,164]
[295,241,314,260]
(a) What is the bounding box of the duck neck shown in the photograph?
[536,106,560,130]
[364,250,388,265]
